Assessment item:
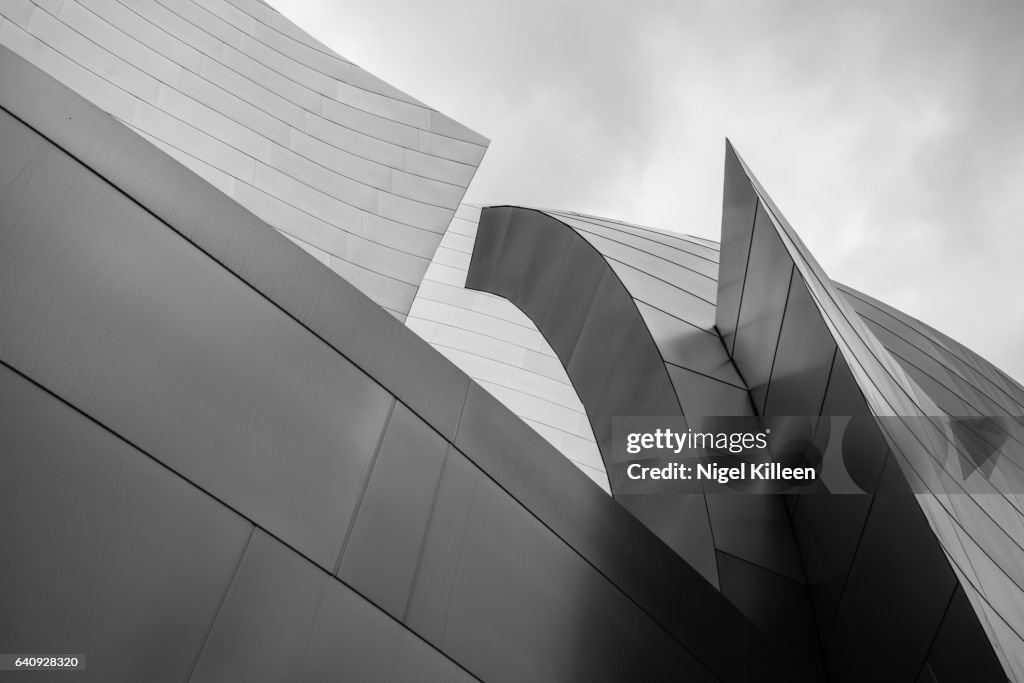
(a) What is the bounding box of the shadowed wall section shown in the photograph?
[406,204,607,491]
[467,206,710,572]
[467,205,823,681]
[0,46,805,683]
[720,141,1010,681]
[463,144,1015,681]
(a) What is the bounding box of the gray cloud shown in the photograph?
[274,0,1024,383]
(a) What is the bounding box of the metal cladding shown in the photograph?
[1,1,1022,680]
[0,0,487,319]
[0,47,801,682]
[463,143,1018,680]
[723,142,1023,679]
[406,204,607,491]
[466,205,822,678]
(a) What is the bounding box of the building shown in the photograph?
[0,1,1020,680]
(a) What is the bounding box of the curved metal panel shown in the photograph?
[0,49,794,683]
[0,0,488,317]
[406,204,607,491]
[465,205,823,682]
[467,206,686,457]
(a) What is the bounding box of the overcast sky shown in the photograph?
[271,0,1024,385]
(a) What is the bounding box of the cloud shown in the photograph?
[272,0,1024,383]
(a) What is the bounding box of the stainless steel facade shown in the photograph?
[459,144,1018,680]
[0,0,487,319]
[1,0,1020,679]
[0,0,606,500]
[407,203,607,491]
[0,51,789,681]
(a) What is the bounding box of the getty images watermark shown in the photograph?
[610,415,1024,495]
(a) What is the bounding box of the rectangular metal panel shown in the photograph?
[636,302,745,387]
[222,43,320,110]
[362,212,444,257]
[191,530,473,682]
[573,221,720,278]
[200,53,305,125]
[0,365,252,683]
[616,493,720,589]
[405,147,477,185]
[555,211,720,269]
[329,258,419,320]
[432,345,510,384]
[78,0,204,71]
[336,78,430,129]
[416,461,718,682]
[504,365,582,409]
[0,108,393,568]
[339,403,450,619]
[610,260,716,330]
[320,94,418,147]
[57,0,183,86]
[715,552,823,682]
[450,306,548,352]
[132,99,256,180]
[377,190,454,232]
[792,494,874,641]
[0,18,137,121]
[289,126,391,189]
[707,496,806,582]
[129,0,223,58]
[253,157,363,224]
[193,0,256,36]
[252,21,351,81]
[523,348,574,381]
[925,587,1008,681]
[431,324,528,366]
[21,5,161,103]
[417,128,487,165]
[477,380,582,434]
[156,84,273,161]
[429,108,489,146]
[391,169,465,210]
[431,244,472,270]
[177,69,291,145]
[131,125,237,194]
[732,203,795,413]
[302,108,405,168]
[763,275,837,416]
[237,34,334,96]
[567,271,681,456]
[825,457,957,681]
[453,383,745,679]
[232,180,348,256]
[267,144,378,212]
[578,230,718,301]
[537,236,604,360]
[249,3,337,56]
[667,364,754,418]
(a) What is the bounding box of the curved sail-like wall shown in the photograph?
[0,0,487,318]
[406,204,608,491]
[2,49,806,682]
[2,0,1019,675]
[465,203,823,678]
[457,143,1018,680]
